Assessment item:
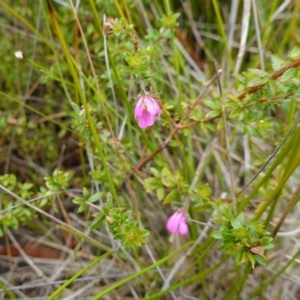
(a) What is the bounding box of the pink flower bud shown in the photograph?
[166,211,188,235]
[134,95,161,128]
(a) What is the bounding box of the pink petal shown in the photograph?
[137,111,155,128]
[134,105,144,117]
[134,96,160,128]
[166,212,188,235]
[166,212,182,233]
[166,212,178,232]
[144,97,160,116]
[134,99,144,117]
[146,98,157,114]
[152,100,161,116]
[178,222,188,235]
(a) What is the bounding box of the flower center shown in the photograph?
[142,104,148,111]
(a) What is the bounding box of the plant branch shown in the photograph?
[134,74,217,171]
[135,58,300,171]
[237,57,300,100]
[272,183,300,238]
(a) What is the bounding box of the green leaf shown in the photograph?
[261,237,273,246]
[246,252,256,269]
[254,255,268,267]
[169,139,184,147]
[77,203,87,213]
[289,46,300,60]
[261,243,274,250]
[231,217,243,229]
[270,55,283,71]
[232,73,247,84]
[281,68,297,81]
[229,108,242,119]
[247,77,269,87]
[198,184,212,199]
[73,197,83,205]
[206,110,222,118]
[144,178,159,192]
[243,125,258,136]
[232,227,247,238]
[66,111,80,119]
[204,99,221,110]
[218,244,228,252]
[150,167,161,178]
[211,231,224,240]
[89,192,102,203]
[82,187,89,199]
[161,168,176,188]
[156,187,165,201]
[156,13,181,28]
[70,101,80,113]
[122,227,150,251]
[163,189,178,204]
[260,237,274,250]
[91,217,105,230]
[247,69,269,77]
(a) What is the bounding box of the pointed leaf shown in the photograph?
[254,254,268,267]
[271,55,283,71]
[89,192,103,203]
[289,46,300,60]
[163,189,178,204]
[70,101,80,113]
[282,68,297,81]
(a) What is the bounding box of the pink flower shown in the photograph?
[134,95,161,128]
[166,211,188,235]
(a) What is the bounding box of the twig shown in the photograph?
[134,74,217,171]
[237,57,300,100]
[180,92,294,130]
[272,183,300,238]
[237,123,294,196]
[6,230,46,278]
[135,57,300,170]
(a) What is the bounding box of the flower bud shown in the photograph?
[166,211,188,235]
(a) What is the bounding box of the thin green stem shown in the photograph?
[224,264,251,299]
[256,151,300,219]
[238,129,295,213]
[46,1,120,206]
[211,0,234,70]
